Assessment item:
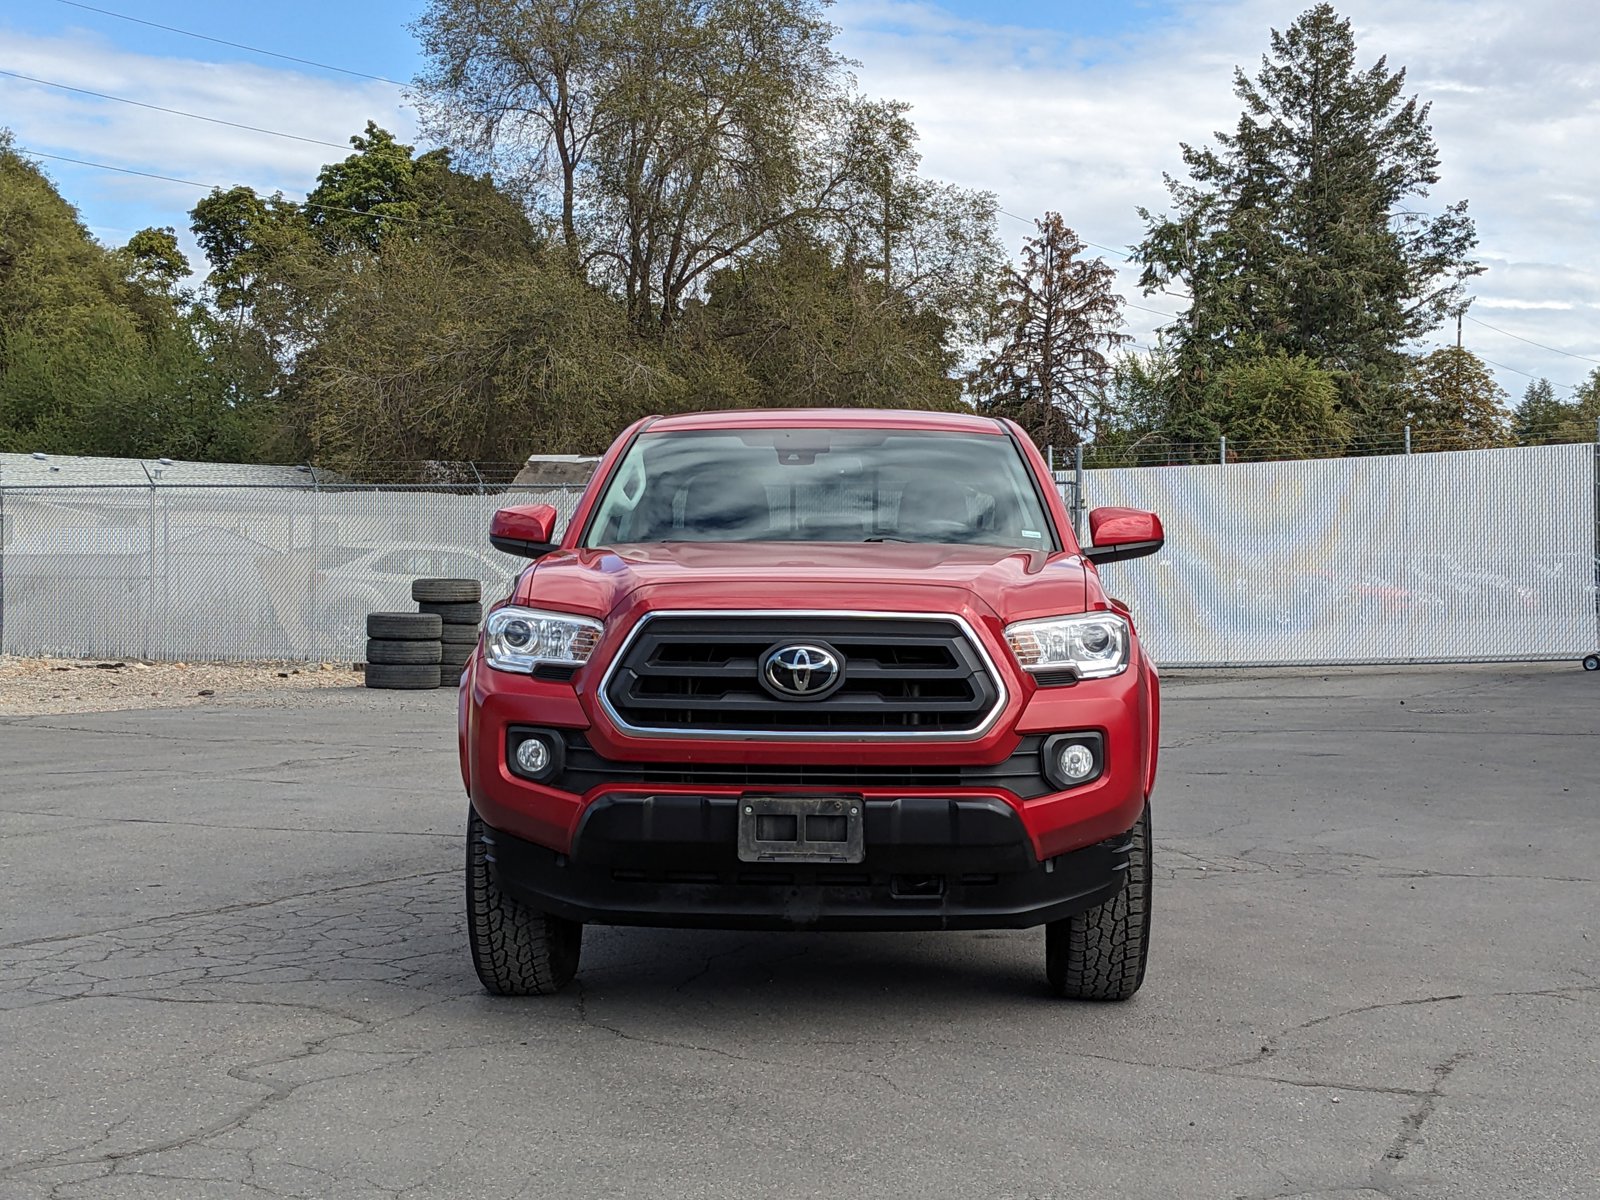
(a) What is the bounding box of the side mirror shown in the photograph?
[490,504,561,559]
[1083,507,1164,565]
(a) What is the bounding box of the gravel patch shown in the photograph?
[0,655,363,716]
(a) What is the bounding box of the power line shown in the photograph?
[996,207,1193,307]
[0,69,351,150]
[1465,314,1600,367]
[51,0,405,86]
[15,147,503,237]
[1124,300,1179,322]
[1424,341,1577,393]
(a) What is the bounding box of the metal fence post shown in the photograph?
[0,467,6,657]
[1219,435,1227,465]
[1405,425,1413,454]
[139,460,156,661]
[310,468,322,663]
[1073,444,1085,539]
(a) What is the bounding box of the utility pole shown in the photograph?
[1456,309,1463,349]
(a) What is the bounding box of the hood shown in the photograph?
[513,541,1094,623]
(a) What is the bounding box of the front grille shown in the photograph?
[601,614,1003,736]
[555,732,1050,798]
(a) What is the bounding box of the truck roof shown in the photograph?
[645,408,1009,435]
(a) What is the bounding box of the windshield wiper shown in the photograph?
[862,536,914,542]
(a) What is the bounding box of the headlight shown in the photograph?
[484,606,603,674]
[1004,613,1131,679]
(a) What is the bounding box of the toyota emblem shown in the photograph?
[760,643,845,700]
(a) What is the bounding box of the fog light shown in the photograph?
[1057,742,1095,781]
[514,736,551,776]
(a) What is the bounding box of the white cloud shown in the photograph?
[1,25,414,268]
[4,4,1596,397]
[835,0,1600,395]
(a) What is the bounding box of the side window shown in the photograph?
[439,552,490,578]
[369,551,413,575]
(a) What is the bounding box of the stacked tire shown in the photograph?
[365,613,443,690]
[414,579,483,688]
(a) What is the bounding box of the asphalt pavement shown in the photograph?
[1,663,1596,1200]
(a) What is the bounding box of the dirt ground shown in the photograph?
[0,655,361,716]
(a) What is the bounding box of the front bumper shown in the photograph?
[478,794,1134,931]
[463,650,1157,864]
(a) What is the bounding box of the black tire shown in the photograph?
[466,808,582,994]
[440,666,465,688]
[366,638,442,665]
[1046,804,1152,1001]
[364,663,442,690]
[367,612,443,640]
[440,644,474,669]
[413,578,482,604]
[1584,654,1600,672]
[420,600,484,624]
[440,622,481,645]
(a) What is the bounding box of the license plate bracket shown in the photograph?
[737,796,864,864]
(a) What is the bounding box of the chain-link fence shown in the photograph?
[1089,443,1599,665]
[0,482,584,662]
[1,445,1595,666]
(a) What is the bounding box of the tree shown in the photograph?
[305,122,540,258]
[0,134,268,459]
[117,227,190,293]
[294,234,676,474]
[413,0,997,338]
[1560,368,1600,443]
[1135,4,1478,437]
[1511,378,1569,446]
[1404,347,1509,450]
[686,234,964,412]
[968,213,1127,448]
[1198,352,1349,457]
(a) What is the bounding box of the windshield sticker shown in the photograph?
[1021,529,1043,539]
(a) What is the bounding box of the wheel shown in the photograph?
[1584,654,1600,672]
[440,622,481,645]
[420,601,484,625]
[440,643,474,671]
[364,663,442,690]
[466,808,582,995]
[413,578,483,604]
[1046,804,1152,1001]
[367,611,443,640]
[366,638,442,665]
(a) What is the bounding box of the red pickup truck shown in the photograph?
[458,409,1164,999]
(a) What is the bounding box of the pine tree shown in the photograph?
[1135,4,1479,440]
[1511,378,1569,445]
[969,213,1127,448]
[1404,347,1509,450]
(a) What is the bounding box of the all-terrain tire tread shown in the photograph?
[364,663,442,690]
[365,638,442,665]
[1046,804,1152,1001]
[412,578,482,604]
[466,810,581,995]
[366,612,443,640]
[420,601,484,624]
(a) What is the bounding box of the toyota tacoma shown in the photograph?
[458,409,1165,999]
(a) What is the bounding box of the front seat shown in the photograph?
[677,473,772,540]
[895,478,971,539]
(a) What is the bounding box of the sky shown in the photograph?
[3,0,1597,404]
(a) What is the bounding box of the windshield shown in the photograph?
[583,427,1056,550]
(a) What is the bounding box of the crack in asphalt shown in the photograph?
[0,869,455,952]
[0,807,458,840]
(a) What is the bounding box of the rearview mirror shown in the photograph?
[490,504,561,559]
[1083,507,1164,565]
